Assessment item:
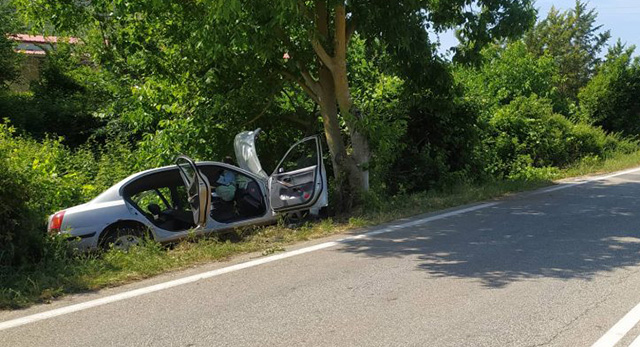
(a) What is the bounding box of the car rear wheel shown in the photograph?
[101,227,147,251]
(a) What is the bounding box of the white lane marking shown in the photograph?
[0,202,499,331]
[3,165,640,332]
[592,302,640,347]
[532,183,580,194]
[532,166,640,196]
[593,167,640,181]
[629,334,640,347]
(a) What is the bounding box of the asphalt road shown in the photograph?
[3,170,640,346]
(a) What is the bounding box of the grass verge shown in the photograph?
[2,150,640,310]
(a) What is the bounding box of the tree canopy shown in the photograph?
[0,1,19,87]
[15,0,537,207]
[4,0,640,271]
[525,0,610,104]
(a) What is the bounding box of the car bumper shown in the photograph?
[62,231,100,250]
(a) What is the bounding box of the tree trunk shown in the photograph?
[332,3,371,192]
[332,57,370,193]
[288,0,371,210]
[316,64,363,210]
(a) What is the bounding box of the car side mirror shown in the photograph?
[278,167,284,174]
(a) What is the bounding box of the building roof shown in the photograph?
[9,34,80,44]
[8,34,80,56]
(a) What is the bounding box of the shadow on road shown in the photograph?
[339,179,640,288]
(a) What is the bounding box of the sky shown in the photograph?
[437,0,640,57]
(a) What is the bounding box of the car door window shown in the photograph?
[276,138,318,174]
[174,185,189,210]
[269,136,322,212]
[175,155,211,228]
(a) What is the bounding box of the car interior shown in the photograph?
[123,169,196,232]
[198,165,266,223]
[123,165,267,231]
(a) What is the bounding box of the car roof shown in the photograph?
[90,161,263,204]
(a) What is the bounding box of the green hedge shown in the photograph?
[485,95,636,179]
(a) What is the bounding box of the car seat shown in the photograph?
[235,181,264,218]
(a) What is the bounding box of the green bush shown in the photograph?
[485,95,632,178]
[455,41,563,113]
[0,118,167,266]
[0,156,41,265]
[578,46,640,135]
[0,123,89,265]
[0,121,132,265]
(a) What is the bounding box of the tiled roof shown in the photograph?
[8,34,80,44]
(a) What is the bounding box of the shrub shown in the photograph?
[487,95,570,176]
[578,46,640,136]
[485,95,632,178]
[0,122,98,265]
[455,41,563,113]
[0,156,41,265]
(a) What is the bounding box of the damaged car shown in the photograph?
[47,129,328,250]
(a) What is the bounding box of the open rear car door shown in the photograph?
[268,135,327,213]
[175,155,211,228]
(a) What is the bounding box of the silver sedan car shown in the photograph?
[47,129,328,250]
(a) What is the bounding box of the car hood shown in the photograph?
[234,129,269,180]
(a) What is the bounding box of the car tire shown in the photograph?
[100,227,148,251]
[283,210,310,226]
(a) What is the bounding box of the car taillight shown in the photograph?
[49,210,65,234]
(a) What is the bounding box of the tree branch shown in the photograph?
[241,98,274,127]
[334,3,347,61]
[296,0,313,21]
[334,4,347,60]
[312,39,334,70]
[346,19,356,44]
[300,69,321,95]
[281,70,320,104]
[314,1,334,70]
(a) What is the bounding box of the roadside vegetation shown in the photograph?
[1,1,640,308]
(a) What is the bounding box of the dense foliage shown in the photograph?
[579,44,640,135]
[524,0,610,106]
[1,0,640,268]
[0,1,19,87]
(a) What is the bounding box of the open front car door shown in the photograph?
[269,135,328,214]
[175,155,211,228]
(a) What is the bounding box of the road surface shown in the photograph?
[3,169,640,346]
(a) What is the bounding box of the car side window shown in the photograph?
[174,185,191,211]
[131,190,167,214]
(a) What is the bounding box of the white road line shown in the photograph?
[0,202,499,332]
[629,334,640,347]
[593,167,640,181]
[592,302,640,347]
[532,183,580,194]
[532,166,640,195]
[3,165,640,332]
